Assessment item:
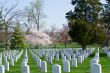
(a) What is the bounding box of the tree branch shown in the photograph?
[4,4,18,21]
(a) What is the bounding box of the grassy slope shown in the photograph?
[100,50,110,73]
[4,49,110,73]
[30,49,94,73]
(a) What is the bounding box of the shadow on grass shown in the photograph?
[89,54,95,58]
[100,53,107,57]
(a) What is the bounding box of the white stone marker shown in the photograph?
[41,61,47,72]
[21,61,27,72]
[72,53,75,58]
[0,58,2,65]
[67,54,71,61]
[52,64,61,73]
[91,63,102,73]
[72,58,77,67]
[21,64,30,73]
[38,59,41,67]
[23,57,28,63]
[82,54,84,61]
[15,57,17,62]
[63,60,70,72]
[107,52,110,57]
[10,58,14,66]
[49,56,53,64]
[4,56,7,63]
[56,54,59,61]
[90,59,98,66]
[4,61,9,71]
[0,65,5,73]
[78,56,82,64]
[62,56,66,63]
[0,53,2,65]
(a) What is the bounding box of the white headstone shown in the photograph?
[82,54,84,61]
[62,56,66,63]
[72,53,75,58]
[91,63,102,73]
[67,54,71,61]
[0,58,2,65]
[4,61,9,71]
[23,57,28,63]
[15,57,17,62]
[0,65,5,73]
[21,64,30,73]
[91,59,98,64]
[63,60,70,72]
[4,56,7,63]
[41,61,47,72]
[10,58,14,66]
[49,56,53,64]
[38,59,41,67]
[107,52,110,57]
[52,64,61,73]
[56,53,59,61]
[0,53,2,65]
[72,58,77,67]
[78,56,82,64]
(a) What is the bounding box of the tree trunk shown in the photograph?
[64,42,67,48]
[5,25,8,50]
[82,44,86,50]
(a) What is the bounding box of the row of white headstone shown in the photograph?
[0,48,95,73]
[30,48,94,73]
[90,48,102,73]
[21,49,30,73]
[29,49,47,72]
[103,47,110,57]
[0,50,23,73]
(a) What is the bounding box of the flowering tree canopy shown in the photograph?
[26,29,51,46]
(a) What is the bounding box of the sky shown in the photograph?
[0,0,107,30]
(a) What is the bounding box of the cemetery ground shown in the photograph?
[0,47,110,73]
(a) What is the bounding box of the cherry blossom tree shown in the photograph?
[26,29,51,46]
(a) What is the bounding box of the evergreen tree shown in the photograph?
[10,24,25,50]
[100,0,110,46]
[0,13,4,31]
[101,0,110,25]
[66,0,102,23]
[66,0,106,50]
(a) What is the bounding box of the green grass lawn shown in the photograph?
[41,42,99,49]
[100,50,110,73]
[3,49,110,73]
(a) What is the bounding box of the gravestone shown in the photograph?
[41,61,47,72]
[91,63,102,73]
[78,56,82,64]
[4,61,9,71]
[67,54,71,61]
[21,64,30,73]
[52,64,61,73]
[107,52,110,57]
[0,65,5,73]
[49,56,53,64]
[72,58,77,67]
[56,53,59,61]
[37,58,41,67]
[91,58,98,65]
[63,60,70,72]
[10,58,14,66]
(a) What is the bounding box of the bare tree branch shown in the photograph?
[4,4,18,21]
[7,12,23,24]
